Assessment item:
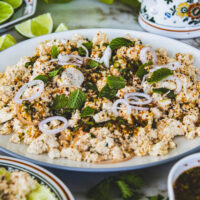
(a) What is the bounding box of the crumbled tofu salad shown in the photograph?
[0,31,200,163]
[0,167,57,200]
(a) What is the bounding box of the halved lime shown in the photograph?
[15,13,53,38]
[3,0,23,9]
[55,23,68,32]
[0,1,14,24]
[0,34,16,51]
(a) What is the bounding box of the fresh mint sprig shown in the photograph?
[34,75,49,83]
[51,45,59,58]
[109,37,134,50]
[48,66,64,77]
[152,88,175,99]
[52,94,68,110]
[81,106,96,117]
[107,76,126,89]
[136,61,153,80]
[147,68,173,83]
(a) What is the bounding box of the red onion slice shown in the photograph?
[61,67,84,87]
[124,92,152,105]
[13,80,44,105]
[100,46,112,68]
[39,116,69,135]
[139,47,157,64]
[112,99,131,116]
[163,76,182,94]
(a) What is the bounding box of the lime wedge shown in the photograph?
[55,23,68,32]
[0,34,17,51]
[15,13,53,38]
[27,185,57,200]
[3,0,23,9]
[0,1,14,24]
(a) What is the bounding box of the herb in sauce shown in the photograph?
[174,166,200,200]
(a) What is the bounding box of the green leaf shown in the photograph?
[99,0,114,4]
[88,60,100,68]
[51,45,59,58]
[147,68,173,83]
[99,84,118,100]
[48,66,63,77]
[78,41,93,56]
[67,89,86,109]
[148,194,165,200]
[109,37,134,50]
[107,76,126,90]
[34,75,48,83]
[52,94,68,110]
[136,61,153,80]
[25,56,38,68]
[152,88,176,99]
[85,82,98,93]
[81,106,96,118]
[117,180,133,199]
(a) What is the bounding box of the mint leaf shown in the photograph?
[48,66,64,77]
[88,60,100,68]
[152,88,176,99]
[67,89,86,109]
[117,180,133,199]
[107,76,126,89]
[81,106,96,117]
[147,68,173,83]
[51,45,59,58]
[85,82,98,93]
[99,84,118,100]
[52,94,68,110]
[136,61,153,80]
[109,37,134,50]
[78,41,93,56]
[34,75,48,83]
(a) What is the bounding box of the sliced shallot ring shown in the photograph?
[130,105,149,111]
[13,80,44,105]
[100,46,112,68]
[61,67,84,87]
[139,47,157,64]
[124,92,152,105]
[163,76,182,94]
[39,116,69,135]
[112,99,131,117]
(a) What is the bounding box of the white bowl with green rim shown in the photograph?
[0,155,75,200]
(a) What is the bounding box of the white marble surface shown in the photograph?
[1,0,200,199]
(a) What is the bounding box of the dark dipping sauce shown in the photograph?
[174,166,200,200]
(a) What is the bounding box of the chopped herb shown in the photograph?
[99,84,118,100]
[78,41,93,56]
[87,172,143,200]
[109,37,134,50]
[85,82,98,93]
[52,94,68,110]
[107,76,126,90]
[22,101,36,119]
[136,61,153,80]
[67,89,86,109]
[152,88,176,99]
[81,106,96,118]
[88,60,100,68]
[147,68,173,83]
[25,56,38,68]
[51,45,59,58]
[34,75,48,83]
[48,66,64,77]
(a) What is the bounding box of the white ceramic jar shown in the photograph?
[168,153,200,200]
[139,0,200,38]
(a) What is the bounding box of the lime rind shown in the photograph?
[3,0,23,9]
[55,23,68,32]
[0,1,14,24]
[0,34,17,51]
[15,13,53,38]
